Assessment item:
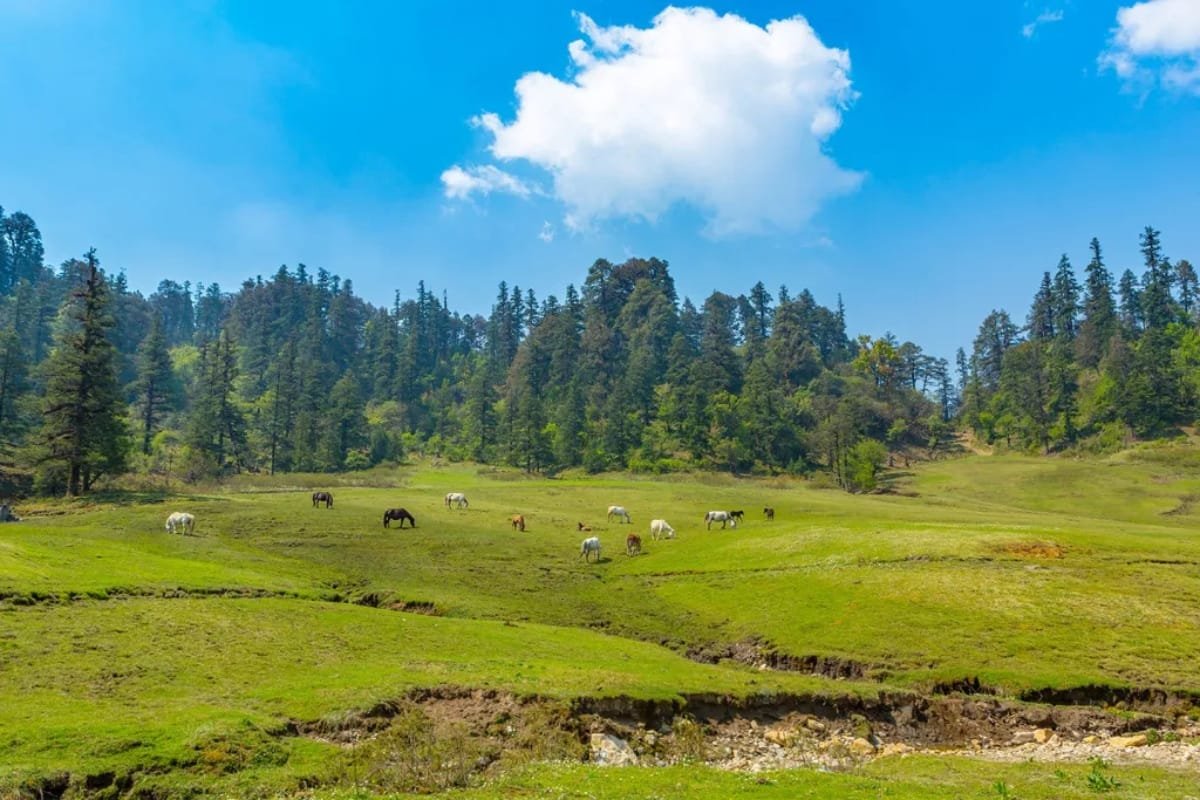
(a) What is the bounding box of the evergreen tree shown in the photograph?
[1051,255,1079,342]
[186,329,246,473]
[35,250,128,495]
[132,316,176,454]
[320,372,368,469]
[1176,259,1198,321]
[1028,271,1056,340]
[1139,226,1175,330]
[1077,238,1117,367]
[1118,269,1142,334]
[0,324,28,443]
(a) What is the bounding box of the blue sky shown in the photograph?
[2,1,1198,357]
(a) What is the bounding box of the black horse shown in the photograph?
[383,508,416,528]
[312,491,334,508]
[729,509,745,523]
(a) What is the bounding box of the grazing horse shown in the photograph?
[763,507,775,521]
[607,505,631,524]
[165,511,195,535]
[626,533,642,556]
[383,508,416,528]
[0,504,19,522]
[445,492,469,509]
[704,510,736,530]
[579,536,602,562]
[511,514,526,531]
[650,519,675,540]
[577,522,592,532]
[312,491,334,508]
[729,509,745,523]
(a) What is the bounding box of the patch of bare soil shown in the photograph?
[293,686,1198,778]
[995,541,1067,559]
[685,638,879,681]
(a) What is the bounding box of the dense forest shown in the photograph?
[1,202,1194,496]
[960,229,1200,453]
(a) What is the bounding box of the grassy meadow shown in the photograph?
[2,448,1199,797]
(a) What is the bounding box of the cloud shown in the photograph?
[1022,9,1064,39]
[440,164,538,200]
[538,221,555,243]
[444,6,862,236]
[1100,0,1200,93]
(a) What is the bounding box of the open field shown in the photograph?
[2,449,1200,797]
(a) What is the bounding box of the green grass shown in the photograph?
[2,451,1200,795]
[313,758,1200,799]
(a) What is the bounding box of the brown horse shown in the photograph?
[511,514,526,532]
[312,491,334,508]
[626,533,642,556]
[383,508,416,528]
[577,521,592,532]
[763,507,775,521]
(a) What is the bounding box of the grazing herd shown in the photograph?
[163,490,775,565]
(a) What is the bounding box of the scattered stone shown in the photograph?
[849,737,876,757]
[764,727,797,747]
[590,733,639,766]
[1083,735,1100,745]
[1033,728,1055,744]
[804,717,826,732]
[1109,733,1149,748]
[880,742,913,757]
[1011,730,1037,745]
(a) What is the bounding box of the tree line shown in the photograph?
[959,227,1199,452]
[1,203,959,495]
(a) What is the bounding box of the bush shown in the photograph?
[845,439,888,492]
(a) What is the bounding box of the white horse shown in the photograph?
[607,505,631,524]
[580,536,602,562]
[445,492,469,509]
[704,510,736,530]
[165,511,195,535]
[650,519,675,540]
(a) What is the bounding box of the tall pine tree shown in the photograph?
[36,250,128,495]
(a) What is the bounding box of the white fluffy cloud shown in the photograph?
[440,164,538,200]
[442,6,861,236]
[1101,0,1200,93]
[1022,9,1064,39]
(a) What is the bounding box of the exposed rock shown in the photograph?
[1082,735,1100,744]
[849,737,876,757]
[804,717,826,732]
[764,727,798,747]
[1033,728,1055,744]
[880,742,913,757]
[1011,730,1037,745]
[1109,733,1149,748]
[590,733,639,766]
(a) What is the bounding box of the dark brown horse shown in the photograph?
[763,507,775,521]
[312,491,334,508]
[626,533,642,556]
[383,508,416,528]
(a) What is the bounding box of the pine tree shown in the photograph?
[1118,269,1142,335]
[36,249,128,495]
[0,206,10,295]
[1139,226,1175,330]
[1051,255,1079,342]
[0,324,28,443]
[1028,272,1056,340]
[132,316,176,454]
[1077,238,1117,367]
[1176,260,1198,321]
[320,372,367,469]
[186,329,246,473]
